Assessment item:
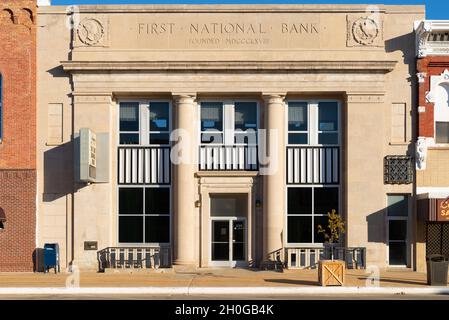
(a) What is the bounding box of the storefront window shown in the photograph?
[200,102,223,144]
[119,102,140,145]
[119,101,171,145]
[287,187,339,244]
[287,100,339,146]
[436,121,449,144]
[200,101,258,145]
[149,102,170,145]
[118,187,170,244]
[318,102,339,145]
[288,102,308,145]
[234,102,257,145]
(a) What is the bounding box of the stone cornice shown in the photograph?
[39,4,424,15]
[61,60,397,73]
[196,171,258,178]
[415,20,449,58]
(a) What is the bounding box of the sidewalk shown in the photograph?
[0,268,440,288]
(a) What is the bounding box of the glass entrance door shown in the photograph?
[211,219,246,266]
[232,220,245,261]
[388,219,407,265]
[387,195,409,266]
[212,220,230,261]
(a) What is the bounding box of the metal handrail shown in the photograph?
[285,246,366,269]
[97,246,171,272]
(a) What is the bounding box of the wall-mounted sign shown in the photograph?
[437,199,449,222]
[75,128,109,184]
[104,13,327,50]
[79,128,97,182]
[84,241,98,251]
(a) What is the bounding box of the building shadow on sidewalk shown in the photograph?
[264,279,319,286]
[176,272,235,278]
[357,277,427,286]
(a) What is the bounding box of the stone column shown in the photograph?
[262,93,286,261]
[173,94,197,266]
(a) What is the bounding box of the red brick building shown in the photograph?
[415,21,449,272]
[0,0,36,272]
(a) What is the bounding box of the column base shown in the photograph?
[173,259,198,266]
[172,261,199,273]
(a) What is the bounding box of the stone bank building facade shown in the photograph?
[33,4,425,271]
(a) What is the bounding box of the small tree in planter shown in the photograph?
[317,209,346,260]
[316,209,346,286]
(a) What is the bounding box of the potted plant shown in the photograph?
[316,209,346,286]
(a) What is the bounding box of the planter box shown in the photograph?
[318,260,345,286]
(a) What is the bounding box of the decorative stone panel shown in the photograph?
[347,14,383,47]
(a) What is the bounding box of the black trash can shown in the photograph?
[33,248,45,273]
[426,254,449,286]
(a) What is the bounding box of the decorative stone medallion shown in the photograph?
[347,15,383,47]
[77,18,104,46]
[351,17,379,45]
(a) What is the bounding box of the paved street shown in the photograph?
[0,294,448,300]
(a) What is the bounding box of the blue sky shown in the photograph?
[51,0,445,20]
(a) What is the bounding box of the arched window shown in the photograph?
[435,83,449,144]
[0,207,5,230]
[0,74,2,142]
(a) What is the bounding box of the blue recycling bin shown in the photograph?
[43,243,60,273]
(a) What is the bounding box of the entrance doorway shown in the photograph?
[209,194,248,267]
[387,195,410,266]
[211,219,246,266]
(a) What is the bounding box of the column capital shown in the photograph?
[262,93,286,105]
[172,93,197,104]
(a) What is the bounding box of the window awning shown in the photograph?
[418,195,449,222]
[0,207,5,222]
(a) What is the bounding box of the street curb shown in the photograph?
[0,286,448,296]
